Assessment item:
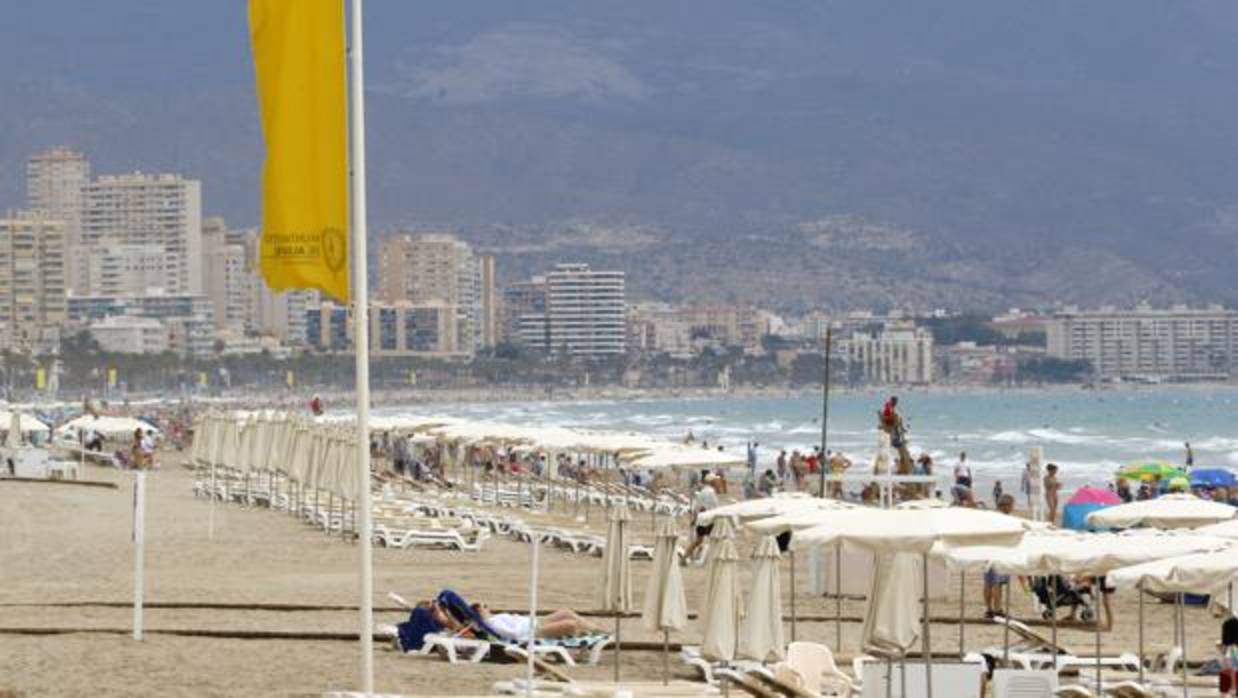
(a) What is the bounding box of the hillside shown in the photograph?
[2,1,1237,310]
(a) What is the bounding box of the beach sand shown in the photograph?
[0,459,1223,696]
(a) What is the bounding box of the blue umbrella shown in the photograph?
[1189,468,1237,488]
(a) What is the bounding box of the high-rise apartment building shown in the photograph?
[81,172,203,295]
[478,254,498,350]
[376,232,481,354]
[202,217,251,331]
[26,148,90,293]
[0,212,67,351]
[1045,305,1238,381]
[532,263,625,356]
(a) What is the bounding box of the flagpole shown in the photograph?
[347,0,375,692]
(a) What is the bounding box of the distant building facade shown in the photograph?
[0,212,67,352]
[1045,305,1238,381]
[304,300,464,357]
[26,148,90,293]
[840,322,934,384]
[530,263,626,357]
[80,172,203,295]
[376,233,486,354]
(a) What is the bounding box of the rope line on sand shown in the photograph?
[0,478,118,489]
[0,626,685,651]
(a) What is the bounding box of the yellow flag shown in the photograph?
[35,367,46,391]
[249,0,350,301]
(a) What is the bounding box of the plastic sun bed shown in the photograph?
[990,616,1141,673]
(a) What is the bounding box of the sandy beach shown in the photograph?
[1,457,1225,696]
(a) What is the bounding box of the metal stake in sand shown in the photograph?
[132,471,146,640]
[1137,581,1145,684]
[527,531,540,698]
[817,325,832,499]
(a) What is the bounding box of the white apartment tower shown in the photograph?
[840,322,934,384]
[0,211,68,351]
[80,172,203,296]
[26,148,90,293]
[542,263,626,356]
[1045,305,1238,381]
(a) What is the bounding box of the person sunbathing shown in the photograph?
[470,602,600,642]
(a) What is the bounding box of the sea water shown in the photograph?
[377,387,1238,496]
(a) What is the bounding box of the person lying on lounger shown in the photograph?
[470,602,600,642]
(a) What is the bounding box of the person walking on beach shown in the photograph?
[1021,462,1033,509]
[953,452,973,489]
[683,476,720,563]
[776,450,788,483]
[1185,441,1195,471]
[1044,463,1061,524]
[747,441,759,478]
[992,480,1004,508]
[984,494,1018,616]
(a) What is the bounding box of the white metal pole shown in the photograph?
[527,532,540,698]
[347,0,375,692]
[208,415,217,539]
[133,472,146,640]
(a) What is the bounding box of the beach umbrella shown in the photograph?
[597,503,632,681]
[1087,493,1236,530]
[861,551,921,655]
[1109,546,1238,694]
[1196,518,1238,539]
[1190,468,1237,489]
[6,410,22,448]
[1119,461,1186,483]
[642,517,688,684]
[1062,487,1121,531]
[948,530,1225,694]
[701,517,736,605]
[793,507,1028,698]
[701,537,743,663]
[740,535,785,662]
[696,493,852,526]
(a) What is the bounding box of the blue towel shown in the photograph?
[395,607,442,652]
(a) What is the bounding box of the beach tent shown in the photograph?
[1087,493,1236,529]
[1190,468,1237,489]
[1062,486,1121,530]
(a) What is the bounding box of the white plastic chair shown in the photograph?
[778,641,856,697]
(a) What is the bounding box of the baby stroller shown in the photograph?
[1030,575,1095,624]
